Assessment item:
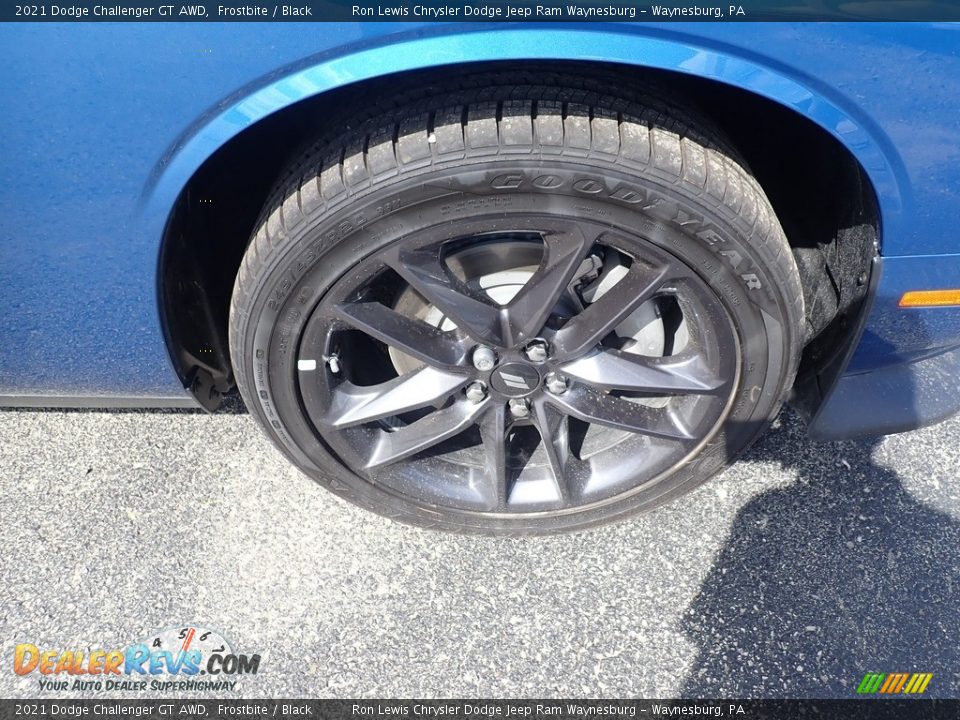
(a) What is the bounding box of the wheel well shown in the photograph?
[159,60,880,412]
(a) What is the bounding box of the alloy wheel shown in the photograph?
[294,216,740,514]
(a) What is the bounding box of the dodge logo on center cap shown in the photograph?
[500,372,531,390]
[490,363,542,397]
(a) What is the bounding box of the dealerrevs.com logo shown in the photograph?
[14,626,260,692]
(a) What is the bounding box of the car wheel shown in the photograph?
[229,78,804,534]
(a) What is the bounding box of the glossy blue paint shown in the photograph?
[1,22,959,436]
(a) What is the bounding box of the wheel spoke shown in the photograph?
[384,246,505,346]
[334,301,465,368]
[364,397,487,469]
[531,401,573,501]
[560,348,725,395]
[477,402,509,509]
[503,230,596,345]
[546,386,694,441]
[324,367,467,428]
[553,261,669,358]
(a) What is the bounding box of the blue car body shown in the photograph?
[2,21,960,439]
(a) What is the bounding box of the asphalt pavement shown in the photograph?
[2,401,959,698]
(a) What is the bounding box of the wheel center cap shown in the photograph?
[490,363,542,398]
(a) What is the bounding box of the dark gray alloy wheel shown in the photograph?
[298,224,738,512]
[229,75,805,534]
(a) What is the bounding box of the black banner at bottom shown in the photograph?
[0,700,958,720]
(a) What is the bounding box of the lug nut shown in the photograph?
[465,381,487,403]
[472,346,497,371]
[508,398,530,418]
[524,340,549,363]
[545,372,568,395]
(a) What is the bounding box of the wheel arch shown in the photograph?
[153,28,890,410]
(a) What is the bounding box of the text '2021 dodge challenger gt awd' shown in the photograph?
[3,20,960,533]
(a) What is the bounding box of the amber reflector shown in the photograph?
[899,289,960,307]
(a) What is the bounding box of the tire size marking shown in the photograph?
[440,196,512,216]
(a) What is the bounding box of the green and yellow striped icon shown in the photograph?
[857,672,933,695]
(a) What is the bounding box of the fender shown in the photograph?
[140,26,906,257]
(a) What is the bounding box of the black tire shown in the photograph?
[229,74,804,535]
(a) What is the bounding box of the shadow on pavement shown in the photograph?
[679,409,960,698]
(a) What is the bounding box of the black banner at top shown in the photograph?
[5,0,960,22]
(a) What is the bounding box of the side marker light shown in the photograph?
[899,290,960,308]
